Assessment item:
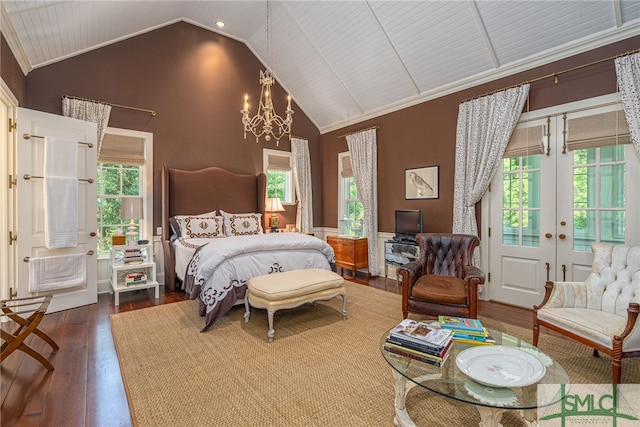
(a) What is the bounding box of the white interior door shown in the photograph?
[486,95,640,309]
[15,107,98,313]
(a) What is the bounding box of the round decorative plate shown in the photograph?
[456,345,546,388]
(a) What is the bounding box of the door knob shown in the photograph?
[89,232,97,237]
[545,233,552,239]
[558,234,566,240]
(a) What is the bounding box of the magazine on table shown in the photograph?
[389,319,453,349]
[438,315,485,335]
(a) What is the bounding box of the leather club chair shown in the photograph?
[398,233,485,320]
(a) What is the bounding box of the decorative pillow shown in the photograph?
[182,216,224,238]
[170,210,217,238]
[220,210,263,236]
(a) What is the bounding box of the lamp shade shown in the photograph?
[265,197,285,212]
[121,197,143,220]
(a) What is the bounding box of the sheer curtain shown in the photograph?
[291,137,313,233]
[453,85,529,263]
[346,128,379,276]
[62,98,112,154]
[615,52,640,159]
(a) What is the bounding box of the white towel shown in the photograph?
[44,176,78,249]
[44,136,77,177]
[44,136,78,248]
[28,254,86,292]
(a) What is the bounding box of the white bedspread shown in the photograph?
[172,237,212,281]
[183,232,335,330]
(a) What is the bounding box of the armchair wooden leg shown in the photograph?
[532,323,539,346]
[612,363,621,384]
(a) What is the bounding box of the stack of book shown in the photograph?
[124,248,143,264]
[384,319,453,367]
[125,272,147,286]
[437,315,495,346]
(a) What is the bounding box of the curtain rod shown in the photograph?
[336,125,379,140]
[62,95,157,116]
[461,47,640,104]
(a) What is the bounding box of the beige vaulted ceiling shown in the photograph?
[1,1,639,133]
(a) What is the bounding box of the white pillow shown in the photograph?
[220,210,263,236]
[171,210,217,238]
[182,215,225,238]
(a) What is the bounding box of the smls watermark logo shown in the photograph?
[538,384,640,426]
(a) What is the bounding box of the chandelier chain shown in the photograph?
[266,1,271,72]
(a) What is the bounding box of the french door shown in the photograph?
[486,95,640,309]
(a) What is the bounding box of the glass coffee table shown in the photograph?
[380,326,569,427]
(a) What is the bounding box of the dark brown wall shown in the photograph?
[19,22,320,230]
[1,34,26,104]
[321,36,640,235]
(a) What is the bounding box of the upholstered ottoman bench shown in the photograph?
[244,269,347,342]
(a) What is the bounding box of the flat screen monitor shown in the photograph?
[395,210,423,242]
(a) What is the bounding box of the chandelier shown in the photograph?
[241,1,293,146]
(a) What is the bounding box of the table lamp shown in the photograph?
[265,197,285,232]
[121,197,143,245]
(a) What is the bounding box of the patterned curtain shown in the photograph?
[346,128,379,276]
[291,137,313,233]
[615,52,640,160]
[453,85,529,263]
[62,98,112,154]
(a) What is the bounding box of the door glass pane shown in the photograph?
[522,210,540,247]
[573,210,595,251]
[501,155,541,247]
[573,145,627,251]
[600,145,624,163]
[600,164,625,208]
[600,211,625,244]
[502,210,519,245]
[573,166,596,208]
[523,171,540,208]
[573,148,596,165]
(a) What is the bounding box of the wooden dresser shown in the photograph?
[326,236,368,278]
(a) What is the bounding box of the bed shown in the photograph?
[161,166,335,331]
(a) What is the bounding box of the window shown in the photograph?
[96,128,153,255]
[263,149,293,203]
[338,152,364,237]
[97,164,141,253]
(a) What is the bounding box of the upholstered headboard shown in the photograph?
[161,165,267,290]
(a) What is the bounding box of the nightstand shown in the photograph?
[110,244,159,306]
[326,236,368,279]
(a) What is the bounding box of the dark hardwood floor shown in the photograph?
[1,275,533,427]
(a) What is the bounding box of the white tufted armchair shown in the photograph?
[533,243,640,384]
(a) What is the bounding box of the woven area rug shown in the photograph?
[111,282,639,427]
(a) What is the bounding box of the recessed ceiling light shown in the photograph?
[216,21,225,28]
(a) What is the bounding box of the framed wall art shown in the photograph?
[405,166,439,200]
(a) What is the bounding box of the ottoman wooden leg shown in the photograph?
[267,310,276,343]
